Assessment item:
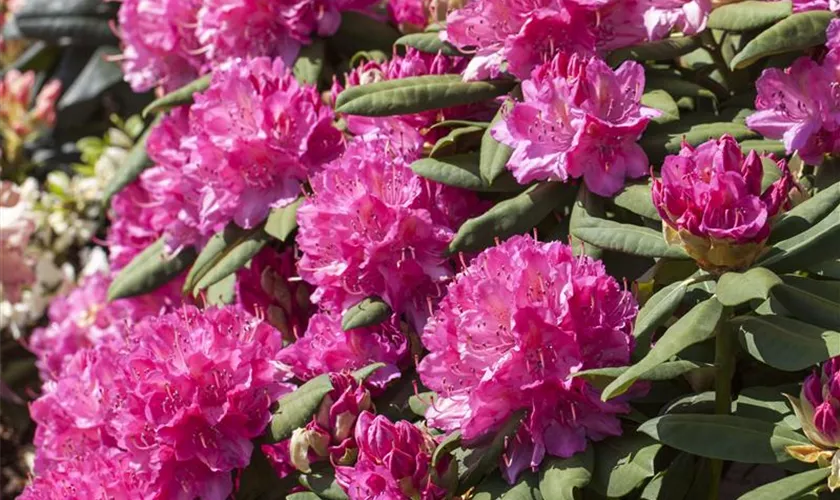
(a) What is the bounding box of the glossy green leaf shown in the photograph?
[103,115,162,203]
[571,217,688,259]
[633,278,691,356]
[607,36,701,65]
[590,434,662,498]
[108,238,196,301]
[449,182,567,253]
[640,453,695,500]
[575,360,705,390]
[458,412,524,490]
[394,31,464,56]
[735,314,840,371]
[638,414,809,463]
[14,0,118,44]
[143,74,211,117]
[470,476,512,500]
[737,467,830,500]
[264,197,303,242]
[328,11,400,55]
[641,89,680,125]
[432,431,461,467]
[642,121,760,161]
[539,447,593,500]
[613,181,661,220]
[300,467,348,500]
[480,103,515,185]
[287,494,321,500]
[740,139,787,157]
[411,155,521,192]
[341,296,392,331]
[771,183,840,243]
[335,75,515,117]
[707,0,792,31]
[646,74,717,101]
[770,282,840,330]
[730,11,834,69]
[758,204,840,273]
[293,39,325,85]
[185,223,268,295]
[205,273,236,306]
[603,297,723,400]
[429,125,485,157]
[57,47,122,110]
[502,473,542,500]
[715,267,782,306]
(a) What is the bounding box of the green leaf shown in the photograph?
[642,121,760,162]
[607,36,701,65]
[737,467,830,500]
[735,314,840,371]
[300,467,348,500]
[394,31,464,56]
[613,181,661,220]
[108,238,196,301]
[287,494,321,500]
[409,391,436,417]
[328,11,400,55]
[590,434,662,498]
[603,297,724,400]
[770,282,840,330]
[715,267,782,306]
[411,155,522,192]
[646,74,717,101]
[458,412,524,490]
[758,203,840,273]
[432,431,462,467]
[293,39,325,85]
[640,453,696,500]
[575,360,706,390]
[569,186,604,259]
[470,476,512,500]
[205,273,236,306]
[264,197,303,242]
[502,473,543,500]
[771,183,840,243]
[341,296,393,331]
[103,115,162,203]
[430,126,485,158]
[638,414,809,463]
[57,47,123,111]
[740,139,787,157]
[142,75,211,117]
[539,447,593,500]
[730,11,835,69]
[641,90,680,125]
[480,103,515,185]
[707,0,792,31]
[448,182,567,254]
[185,223,268,296]
[571,218,688,259]
[633,278,691,357]
[335,75,515,117]
[14,0,118,44]
[761,156,783,193]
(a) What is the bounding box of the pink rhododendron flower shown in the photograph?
[335,411,450,499]
[335,48,489,147]
[388,0,428,29]
[277,311,409,388]
[643,0,710,40]
[492,53,658,196]
[418,235,638,483]
[0,181,36,303]
[747,57,840,164]
[652,135,793,271]
[187,56,343,235]
[234,247,313,340]
[263,372,372,476]
[789,0,839,12]
[296,135,481,326]
[794,357,840,449]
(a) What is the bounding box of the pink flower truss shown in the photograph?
[652,135,793,270]
[336,48,488,147]
[747,57,840,164]
[234,247,313,340]
[111,305,294,500]
[277,311,408,388]
[335,411,450,500]
[296,135,481,326]
[798,357,840,449]
[790,0,839,12]
[388,0,428,28]
[418,235,638,483]
[826,19,840,77]
[492,53,658,196]
[187,56,343,234]
[643,0,711,40]
[117,0,204,92]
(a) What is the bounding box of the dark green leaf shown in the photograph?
[603,297,724,400]
[449,182,567,253]
[108,238,196,301]
[57,47,122,110]
[737,467,829,500]
[411,155,522,192]
[480,103,515,185]
[770,282,840,330]
[569,186,604,259]
[293,39,325,85]
[15,0,117,44]
[613,181,660,220]
[640,453,696,500]
[539,447,593,500]
[735,314,840,371]
[641,90,680,125]
[590,434,661,498]
[571,218,688,259]
[470,476,512,500]
[395,31,464,56]
[142,75,211,117]
[638,414,809,463]
[264,197,303,242]
[575,360,706,390]
[707,1,792,31]
[185,223,268,296]
[607,36,701,65]
[740,139,787,156]
[341,297,392,331]
[646,74,717,101]
[502,473,542,500]
[458,412,524,490]
[430,126,485,158]
[771,183,840,243]
[642,121,760,162]
[103,115,162,203]
[432,432,461,467]
[335,75,515,117]
[758,204,840,273]
[328,11,400,55]
[730,11,835,69]
[715,267,782,306]
[300,467,348,500]
[633,278,691,356]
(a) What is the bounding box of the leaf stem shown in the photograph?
[709,307,735,500]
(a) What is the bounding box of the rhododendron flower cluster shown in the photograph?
[117,0,379,92]
[296,135,481,326]
[335,411,450,499]
[652,135,793,272]
[794,357,840,450]
[418,235,638,482]
[442,0,710,80]
[493,53,658,196]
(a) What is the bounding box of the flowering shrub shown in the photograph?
[5,0,840,499]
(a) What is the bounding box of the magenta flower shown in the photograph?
[335,411,450,500]
[388,0,428,29]
[790,0,839,12]
[643,0,711,40]
[277,311,409,389]
[652,135,793,271]
[418,235,638,483]
[187,57,343,234]
[747,57,840,165]
[234,247,313,341]
[492,53,658,196]
[794,357,840,449]
[296,135,481,327]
